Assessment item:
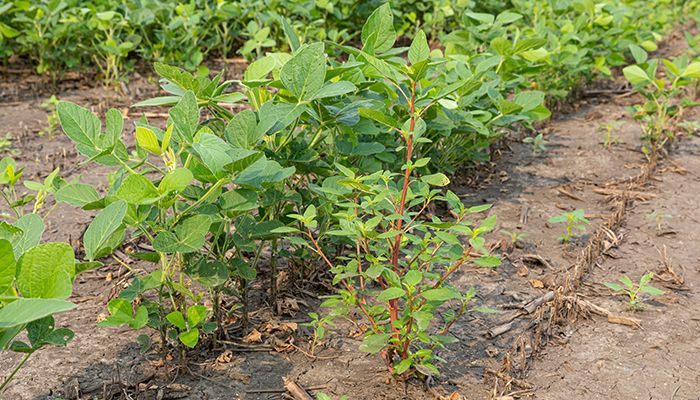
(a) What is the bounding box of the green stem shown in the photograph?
[0,352,33,393]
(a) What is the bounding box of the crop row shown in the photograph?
[2,1,700,396]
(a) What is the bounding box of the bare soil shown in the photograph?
[1,60,698,400]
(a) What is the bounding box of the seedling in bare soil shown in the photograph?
[302,312,337,356]
[604,272,664,310]
[646,211,670,233]
[40,95,60,138]
[598,121,624,148]
[317,393,348,400]
[677,120,700,136]
[501,229,526,251]
[548,209,589,243]
[0,133,13,154]
[623,45,700,158]
[523,133,548,158]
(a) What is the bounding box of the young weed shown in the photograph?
[548,209,590,243]
[523,133,548,158]
[598,120,624,148]
[604,272,664,310]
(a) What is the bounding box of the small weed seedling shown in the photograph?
[0,133,13,154]
[501,229,526,251]
[646,210,670,233]
[302,312,336,356]
[548,209,589,243]
[523,133,548,158]
[604,272,664,310]
[598,120,624,148]
[40,95,60,138]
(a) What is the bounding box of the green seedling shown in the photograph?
[523,133,548,158]
[604,272,664,310]
[40,95,60,138]
[303,312,337,356]
[0,134,12,154]
[548,209,590,242]
[646,210,670,233]
[599,120,624,148]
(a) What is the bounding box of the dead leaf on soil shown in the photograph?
[243,329,263,344]
[216,350,233,364]
[529,279,544,289]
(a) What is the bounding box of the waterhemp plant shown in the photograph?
[277,5,502,378]
[604,272,664,310]
[623,45,700,158]
[548,209,589,243]
[0,158,96,392]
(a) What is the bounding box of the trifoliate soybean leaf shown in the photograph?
[0,298,76,329]
[187,305,208,327]
[135,126,161,155]
[234,158,294,188]
[56,183,99,207]
[359,332,391,354]
[159,168,193,194]
[166,311,187,330]
[17,243,75,299]
[682,62,700,78]
[57,101,100,149]
[622,65,651,86]
[224,109,259,149]
[169,91,199,144]
[310,81,357,100]
[8,214,44,259]
[153,215,211,253]
[84,200,127,261]
[628,44,648,64]
[0,239,15,294]
[280,42,326,100]
[179,329,199,348]
[117,174,161,205]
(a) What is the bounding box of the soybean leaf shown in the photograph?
[0,239,15,294]
[56,183,99,207]
[57,102,99,149]
[12,214,44,258]
[0,298,76,329]
[17,242,75,299]
[159,168,193,194]
[169,91,199,144]
[84,200,128,261]
[116,174,161,205]
[280,42,326,100]
[153,215,211,253]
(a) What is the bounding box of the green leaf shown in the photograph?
[11,214,44,258]
[629,44,648,64]
[57,102,100,149]
[421,173,450,187]
[514,91,545,112]
[408,30,430,64]
[187,305,208,327]
[682,62,700,78]
[56,183,99,207]
[421,288,460,302]
[166,311,187,330]
[623,65,651,86]
[473,255,501,268]
[640,285,664,296]
[310,81,357,100]
[359,332,391,354]
[153,215,211,253]
[376,287,405,301]
[603,282,624,292]
[280,42,327,100]
[135,126,161,155]
[16,243,75,299]
[0,239,15,294]
[0,298,76,329]
[358,108,398,129]
[403,270,422,287]
[159,168,193,194]
[225,109,260,149]
[117,174,161,205]
[169,91,199,144]
[179,329,199,348]
[83,200,127,261]
[361,3,396,54]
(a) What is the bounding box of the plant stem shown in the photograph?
[0,352,32,393]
